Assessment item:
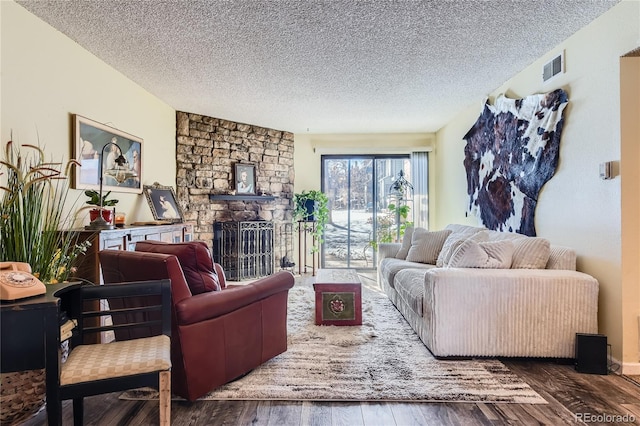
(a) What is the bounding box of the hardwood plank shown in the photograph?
[170,401,211,426]
[505,360,640,424]
[490,403,556,425]
[301,401,332,426]
[476,403,501,421]
[266,401,302,426]
[331,402,365,426]
[517,402,573,425]
[19,358,640,426]
[87,400,144,425]
[360,401,395,425]
[231,400,261,425]
[441,404,494,426]
[620,403,640,419]
[254,400,273,425]
[414,403,492,426]
[390,402,427,425]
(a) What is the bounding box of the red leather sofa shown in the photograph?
[99,240,294,401]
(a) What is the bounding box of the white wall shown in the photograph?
[434,0,640,368]
[1,1,176,225]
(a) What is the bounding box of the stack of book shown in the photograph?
[60,318,77,342]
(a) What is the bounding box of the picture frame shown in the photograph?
[143,182,184,223]
[73,114,143,193]
[235,163,256,195]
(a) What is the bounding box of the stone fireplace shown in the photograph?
[175,112,295,278]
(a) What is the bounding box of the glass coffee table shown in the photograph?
[313,268,362,326]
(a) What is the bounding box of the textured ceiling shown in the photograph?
[17,0,620,134]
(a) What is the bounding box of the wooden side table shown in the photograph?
[0,282,82,425]
[313,269,362,326]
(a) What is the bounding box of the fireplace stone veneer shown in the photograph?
[175,111,294,268]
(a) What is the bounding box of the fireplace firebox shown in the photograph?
[213,221,274,280]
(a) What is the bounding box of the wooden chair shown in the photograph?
[46,279,172,425]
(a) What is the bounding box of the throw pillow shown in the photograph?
[135,240,221,294]
[511,237,551,269]
[395,226,415,259]
[436,226,484,267]
[442,231,489,267]
[447,239,514,269]
[405,229,452,264]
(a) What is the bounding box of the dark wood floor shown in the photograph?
[23,360,640,425]
[22,273,640,425]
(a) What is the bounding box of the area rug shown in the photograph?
[121,275,546,404]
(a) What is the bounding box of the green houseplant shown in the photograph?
[369,202,413,250]
[293,190,329,252]
[0,140,89,283]
[0,139,91,424]
[84,189,119,223]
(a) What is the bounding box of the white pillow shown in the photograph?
[442,231,489,267]
[511,237,551,269]
[436,227,484,267]
[395,226,415,260]
[405,229,452,264]
[447,239,514,269]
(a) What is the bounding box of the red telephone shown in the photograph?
[0,262,46,301]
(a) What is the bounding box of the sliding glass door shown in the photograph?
[321,155,412,269]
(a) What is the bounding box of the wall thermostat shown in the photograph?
[599,162,612,180]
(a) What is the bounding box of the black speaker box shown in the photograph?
[575,333,608,375]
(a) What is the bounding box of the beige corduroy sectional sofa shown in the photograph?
[378,224,599,359]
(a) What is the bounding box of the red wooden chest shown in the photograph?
[313,269,362,326]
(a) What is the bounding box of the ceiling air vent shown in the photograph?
[543,52,564,83]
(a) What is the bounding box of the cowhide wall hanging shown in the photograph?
[463,88,568,236]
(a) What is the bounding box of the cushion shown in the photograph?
[394,269,428,317]
[405,229,452,264]
[135,240,221,294]
[436,225,485,267]
[442,230,489,267]
[395,226,415,260]
[61,335,171,385]
[379,257,435,289]
[447,239,514,269]
[511,237,551,269]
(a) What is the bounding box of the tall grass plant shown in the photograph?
[0,140,89,283]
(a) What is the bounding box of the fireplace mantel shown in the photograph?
[209,194,276,202]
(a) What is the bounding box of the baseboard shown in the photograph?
[622,361,640,375]
[610,356,640,375]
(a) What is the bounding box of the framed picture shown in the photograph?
[73,114,143,193]
[143,183,184,223]
[235,163,256,195]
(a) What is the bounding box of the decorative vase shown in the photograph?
[89,208,113,224]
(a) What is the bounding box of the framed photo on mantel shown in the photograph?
[235,163,256,195]
[72,114,143,194]
[143,182,184,223]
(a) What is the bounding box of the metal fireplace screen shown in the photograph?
[213,221,274,280]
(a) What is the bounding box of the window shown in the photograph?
[321,154,423,269]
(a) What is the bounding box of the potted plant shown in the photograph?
[0,140,90,283]
[293,190,329,252]
[369,202,413,251]
[84,189,119,224]
[0,140,90,423]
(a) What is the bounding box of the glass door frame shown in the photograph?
[320,154,410,270]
